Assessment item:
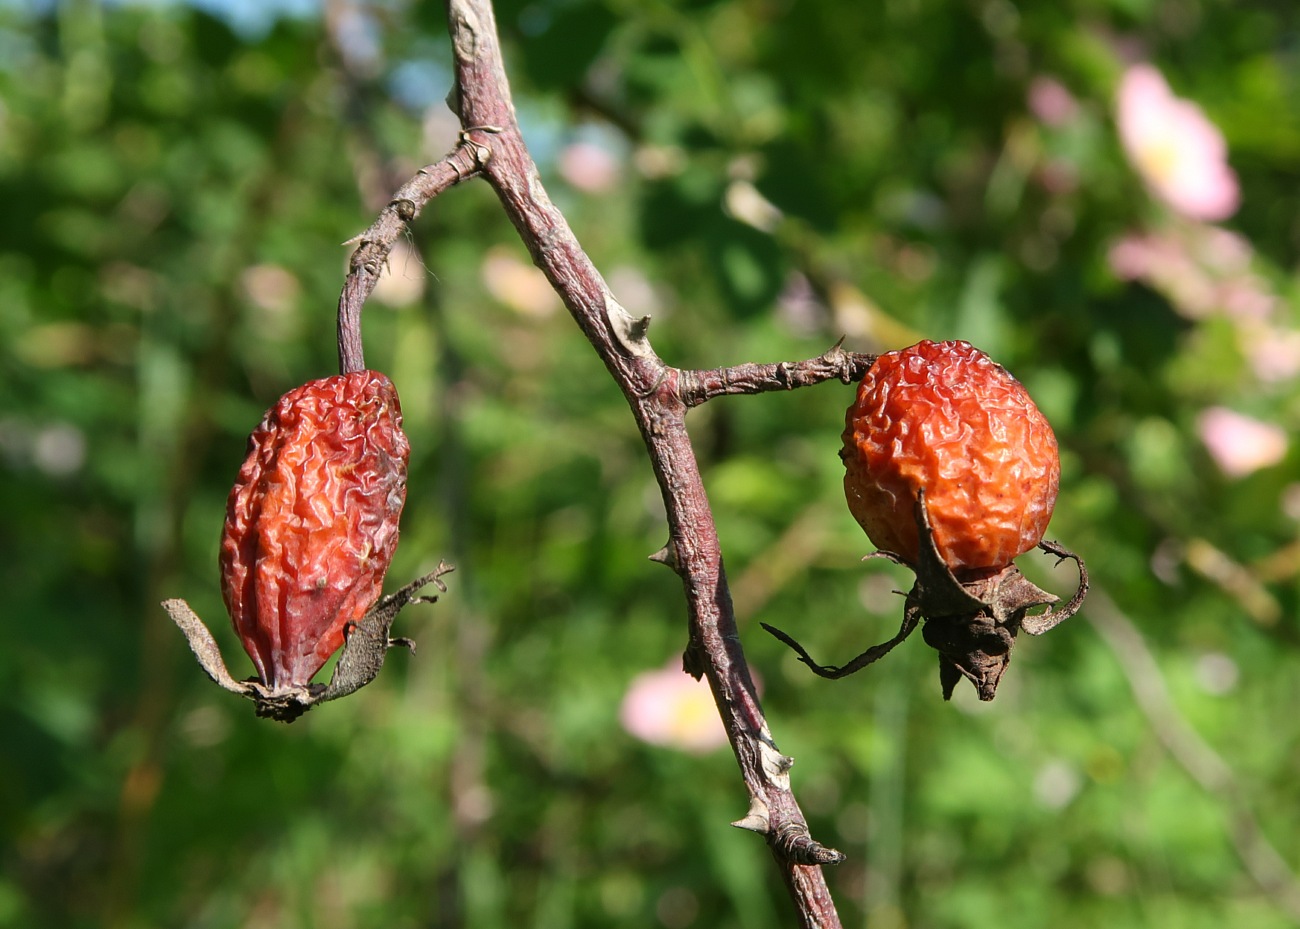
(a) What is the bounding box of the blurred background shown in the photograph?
[3,0,1299,926]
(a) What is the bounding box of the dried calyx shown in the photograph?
[764,491,1088,701]
[164,566,452,721]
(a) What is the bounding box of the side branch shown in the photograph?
[336,141,486,374]
[680,342,876,408]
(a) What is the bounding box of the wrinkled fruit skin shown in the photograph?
[843,340,1059,579]
[219,371,409,691]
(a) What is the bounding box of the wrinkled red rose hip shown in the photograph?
[842,339,1060,578]
[219,370,409,690]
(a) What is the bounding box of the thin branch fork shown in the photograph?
[340,0,888,923]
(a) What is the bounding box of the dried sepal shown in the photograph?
[765,492,1086,701]
[164,563,453,722]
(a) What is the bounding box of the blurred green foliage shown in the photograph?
[2,0,1298,927]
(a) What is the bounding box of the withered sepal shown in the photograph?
[763,493,1087,701]
[164,562,453,722]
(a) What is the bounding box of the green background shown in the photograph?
[2,0,1298,926]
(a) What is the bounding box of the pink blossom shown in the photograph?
[1197,407,1288,477]
[620,662,728,754]
[1218,276,1277,321]
[1106,225,1278,325]
[1116,64,1239,221]
[1241,325,1300,383]
[1028,76,1079,127]
[480,246,560,317]
[1107,232,1188,282]
[558,141,621,193]
[1191,226,1253,275]
[1106,230,1215,317]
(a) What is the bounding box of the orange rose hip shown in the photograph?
[842,340,1059,578]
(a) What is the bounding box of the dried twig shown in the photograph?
[336,142,486,373]
[328,0,888,921]
[446,0,854,919]
[679,340,876,407]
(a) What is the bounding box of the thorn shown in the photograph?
[758,740,794,786]
[731,813,771,833]
[607,296,657,360]
[648,541,678,570]
[731,796,771,834]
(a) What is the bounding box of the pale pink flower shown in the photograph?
[1191,226,1253,275]
[620,662,728,754]
[1218,275,1277,321]
[1107,231,1190,282]
[1106,230,1216,317]
[1197,407,1288,477]
[1116,64,1239,221]
[558,141,621,193]
[1106,225,1279,326]
[1028,76,1079,127]
[480,246,560,317]
[1241,325,1300,383]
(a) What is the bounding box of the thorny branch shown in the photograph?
[330,0,884,922]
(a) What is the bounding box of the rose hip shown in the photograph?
[219,370,409,690]
[842,339,1059,578]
